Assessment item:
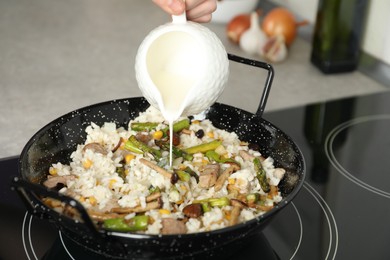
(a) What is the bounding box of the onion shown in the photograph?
[226,14,251,44]
[261,7,308,46]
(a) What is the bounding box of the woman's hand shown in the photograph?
[152,0,217,23]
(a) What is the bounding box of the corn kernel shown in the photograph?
[180,185,188,192]
[192,120,200,124]
[159,209,170,215]
[45,198,61,208]
[221,154,230,160]
[78,196,85,202]
[207,132,214,138]
[152,130,163,140]
[176,199,184,205]
[215,145,227,155]
[83,159,93,169]
[124,154,135,164]
[49,167,57,176]
[224,211,231,220]
[192,162,204,167]
[109,179,117,189]
[201,159,209,165]
[228,178,236,185]
[89,196,97,206]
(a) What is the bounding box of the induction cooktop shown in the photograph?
[1,90,390,260]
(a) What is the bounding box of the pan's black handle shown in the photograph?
[11,176,102,238]
[227,53,274,117]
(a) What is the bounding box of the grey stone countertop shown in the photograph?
[1,0,388,158]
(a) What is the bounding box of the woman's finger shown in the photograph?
[152,0,186,15]
[185,0,217,23]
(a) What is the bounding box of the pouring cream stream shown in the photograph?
[135,10,229,166]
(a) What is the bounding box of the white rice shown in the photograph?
[47,106,286,234]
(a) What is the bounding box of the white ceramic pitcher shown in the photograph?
[135,12,229,122]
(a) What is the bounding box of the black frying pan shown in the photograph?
[12,54,305,259]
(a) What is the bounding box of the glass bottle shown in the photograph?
[310,0,368,73]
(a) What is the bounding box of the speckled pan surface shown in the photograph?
[17,96,305,259]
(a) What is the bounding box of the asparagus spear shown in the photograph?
[246,193,261,205]
[183,140,222,154]
[103,215,149,232]
[161,118,190,133]
[130,122,159,132]
[194,197,230,207]
[157,142,193,161]
[201,202,211,213]
[175,170,191,182]
[253,157,270,193]
[205,150,240,165]
[124,135,162,160]
[208,197,230,207]
[173,118,190,132]
[131,119,190,133]
[154,118,191,138]
[171,146,193,161]
[148,185,161,194]
[116,166,126,180]
[183,166,199,183]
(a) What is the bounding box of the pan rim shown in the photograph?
[18,96,306,240]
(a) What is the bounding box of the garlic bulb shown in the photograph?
[260,34,288,63]
[239,12,267,55]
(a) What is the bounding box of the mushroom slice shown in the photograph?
[239,150,255,161]
[214,164,241,192]
[255,204,274,212]
[146,192,162,202]
[135,132,152,144]
[183,203,203,218]
[229,199,247,226]
[111,197,162,214]
[88,210,123,222]
[43,175,75,189]
[198,163,220,188]
[139,158,178,184]
[161,218,187,234]
[239,150,265,162]
[83,142,107,155]
[112,137,124,153]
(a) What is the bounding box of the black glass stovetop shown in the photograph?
[1,90,390,260]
